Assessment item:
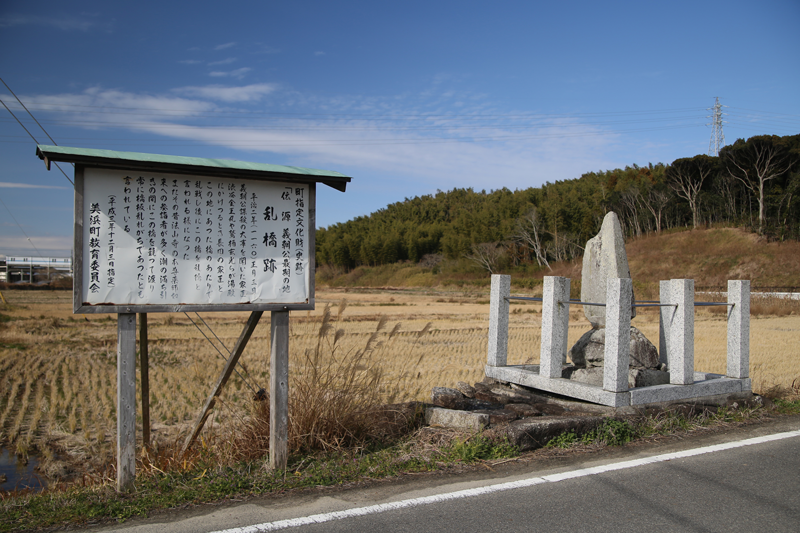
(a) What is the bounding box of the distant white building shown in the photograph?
[1,256,72,283]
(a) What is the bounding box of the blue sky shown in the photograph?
[1,0,799,257]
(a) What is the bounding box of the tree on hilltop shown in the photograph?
[721,135,798,235]
[665,154,718,229]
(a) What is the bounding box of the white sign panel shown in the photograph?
[81,168,310,307]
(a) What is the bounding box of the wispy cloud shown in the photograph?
[208,57,238,66]
[0,182,69,190]
[179,59,203,65]
[209,67,252,79]
[215,42,236,50]
[173,83,277,103]
[314,51,326,56]
[0,13,112,32]
[20,87,216,124]
[17,84,623,193]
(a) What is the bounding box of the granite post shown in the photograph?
[603,278,631,392]
[668,279,695,385]
[727,280,750,379]
[488,275,511,367]
[540,276,570,378]
[658,279,669,367]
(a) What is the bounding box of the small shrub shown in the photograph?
[546,430,579,448]
[445,435,518,462]
[593,419,637,446]
[547,418,637,448]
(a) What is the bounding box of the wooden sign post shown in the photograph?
[38,145,350,490]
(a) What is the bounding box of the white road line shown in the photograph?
[211,429,800,533]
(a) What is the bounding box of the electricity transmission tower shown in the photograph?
[707,96,726,156]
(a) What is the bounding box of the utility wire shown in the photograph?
[0,195,45,257]
[11,101,710,118]
[0,97,74,185]
[183,312,259,394]
[0,113,711,132]
[0,121,709,148]
[194,311,262,388]
[0,77,63,148]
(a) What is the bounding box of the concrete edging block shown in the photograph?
[425,407,489,431]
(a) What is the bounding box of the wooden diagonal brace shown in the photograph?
[181,311,263,455]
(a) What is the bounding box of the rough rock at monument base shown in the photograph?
[561,366,671,388]
[569,326,660,369]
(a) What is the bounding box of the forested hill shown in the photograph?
[316,133,800,270]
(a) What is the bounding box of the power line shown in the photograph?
[0,195,45,257]
[0,79,75,186]
[10,101,709,119]
[0,97,74,186]
[0,77,62,147]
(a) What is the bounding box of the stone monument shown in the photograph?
[565,212,669,388]
[580,211,635,327]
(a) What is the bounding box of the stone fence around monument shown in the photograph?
[486,275,751,407]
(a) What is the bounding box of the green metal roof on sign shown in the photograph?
[36,145,351,192]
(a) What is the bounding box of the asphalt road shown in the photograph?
[100,417,800,533]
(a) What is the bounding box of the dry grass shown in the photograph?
[0,287,798,483]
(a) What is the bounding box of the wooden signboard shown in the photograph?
[37,145,350,491]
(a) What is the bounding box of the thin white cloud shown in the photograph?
[22,87,216,118]
[208,68,252,79]
[179,59,203,65]
[173,83,277,103]
[19,85,623,193]
[0,182,69,190]
[208,57,237,66]
[116,117,618,192]
[215,42,237,50]
[0,13,112,32]
[314,51,326,56]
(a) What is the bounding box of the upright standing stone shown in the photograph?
[581,212,636,328]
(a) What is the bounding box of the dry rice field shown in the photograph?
[0,287,798,480]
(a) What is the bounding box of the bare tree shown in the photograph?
[775,173,800,239]
[619,185,644,236]
[665,155,718,229]
[465,242,504,274]
[544,232,583,263]
[713,173,739,223]
[721,136,796,234]
[512,208,551,270]
[640,186,671,233]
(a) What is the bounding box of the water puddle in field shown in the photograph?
[0,447,46,493]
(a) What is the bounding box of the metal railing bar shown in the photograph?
[506,297,730,308]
